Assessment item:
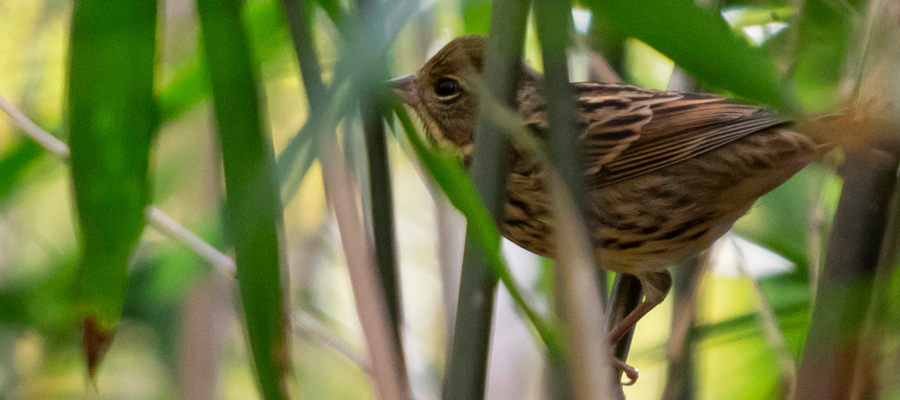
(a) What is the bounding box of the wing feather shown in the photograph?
[569,83,787,187]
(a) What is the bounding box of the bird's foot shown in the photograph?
[614,357,639,386]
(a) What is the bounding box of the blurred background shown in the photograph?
[0,0,898,399]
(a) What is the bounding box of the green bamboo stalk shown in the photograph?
[443,1,531,398]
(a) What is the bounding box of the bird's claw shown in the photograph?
[614,358,639,386]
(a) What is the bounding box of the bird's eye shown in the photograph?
[434,78,461,99]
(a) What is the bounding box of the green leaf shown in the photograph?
[586,0,796,111]
[195,0,289,398]
[158,56,210,121]
[391,105,562,357]
[461,0,492,34]
[67,0,159,375]
[791,0,863,111]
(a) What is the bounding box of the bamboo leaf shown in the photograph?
[392,105,562,360]
[195,0,289,398]
[461,0,492,34]
[67,0,158,376]
[586,0,795,111]
[791,0,863,110]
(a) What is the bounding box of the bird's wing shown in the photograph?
[566,83,788,188]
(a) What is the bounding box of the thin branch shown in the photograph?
[661,254,707,400]
[0,94,70,158]
[280,0,413,396]
[294,311,373,375]
[145,206,236,276]
[795,146,899,400]
[443,1,530,398]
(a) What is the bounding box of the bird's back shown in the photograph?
[502,82,818,272]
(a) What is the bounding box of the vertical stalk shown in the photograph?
[280,1,411,398]
[795,146,899,400]
[356,0,404,346]
[662,258,703,400]
[851,161,900,399]
[535,0,615,398]
[442,1,530,399]
[659,65,702,400]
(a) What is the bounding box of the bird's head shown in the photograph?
[391,35,486,150]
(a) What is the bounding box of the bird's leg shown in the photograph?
[606,271,673,384]
[606,270,673,345]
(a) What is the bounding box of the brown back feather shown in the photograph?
[521,82,788,188]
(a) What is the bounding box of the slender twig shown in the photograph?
[356,0,404,346]
[321,140,412,400]
[146,207,236,275]
[0,94,69,158]
[850,163,900,400]
[806,175,827,303]
[294,311,372,374]
[661,254,706,400]
[280,0,413,397]
[586,52,623,84]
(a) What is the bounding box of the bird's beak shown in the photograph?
[389,74,419,107]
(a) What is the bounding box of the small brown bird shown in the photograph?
[393,35,823,373]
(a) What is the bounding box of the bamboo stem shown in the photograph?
[442,1,530,398]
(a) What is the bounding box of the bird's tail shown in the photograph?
[797,98,900,157]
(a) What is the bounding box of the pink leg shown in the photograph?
[607,271,673,384]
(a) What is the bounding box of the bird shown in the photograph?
[392,35,827,379]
